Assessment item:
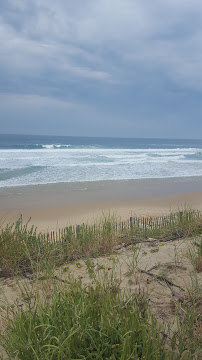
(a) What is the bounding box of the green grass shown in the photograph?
[0,217,41,277]
[2,272,202,359]
[0,210,201,278]
[171,276,202,360]
[130,209,202,240]
[3,278,168,360]
[188,237,202,272]
[0,210,202,359]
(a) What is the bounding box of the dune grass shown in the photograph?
[3,279,168,360]
[0,217,49,278]
[0,210,202,359]
[2,263,201,359]
[0,210,201,278]
[188,237,202,272]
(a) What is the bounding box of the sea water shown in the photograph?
[0,134,202,188]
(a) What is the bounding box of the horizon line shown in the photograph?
[0,133,202,141]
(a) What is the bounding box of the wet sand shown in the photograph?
[0,176,202,231]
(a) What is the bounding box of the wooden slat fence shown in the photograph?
[39,210,201,245]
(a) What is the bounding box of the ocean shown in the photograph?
[0,134,202,188]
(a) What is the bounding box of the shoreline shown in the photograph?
[1,174,202,191]
[0,176,202,231]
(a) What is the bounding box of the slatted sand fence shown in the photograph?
[40,210,202,246]
[129,210,201,231]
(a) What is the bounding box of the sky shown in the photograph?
[0,0,202,139]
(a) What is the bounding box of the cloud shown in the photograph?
[0,0,202,137]
[0,93,81,110]
[0,19,110,83]
[1,0,201,88]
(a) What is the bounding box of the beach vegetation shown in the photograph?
[3,279,168,360]
[1,260,201,359]
[0,210,202,359]
[0,210,201,279]
[188,237,202,272]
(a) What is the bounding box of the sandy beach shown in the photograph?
[0,176,202,231]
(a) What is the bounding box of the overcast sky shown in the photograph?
[0,0,202,138]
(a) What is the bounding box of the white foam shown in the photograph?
[42,144,54,149]
[0,147,202,187]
